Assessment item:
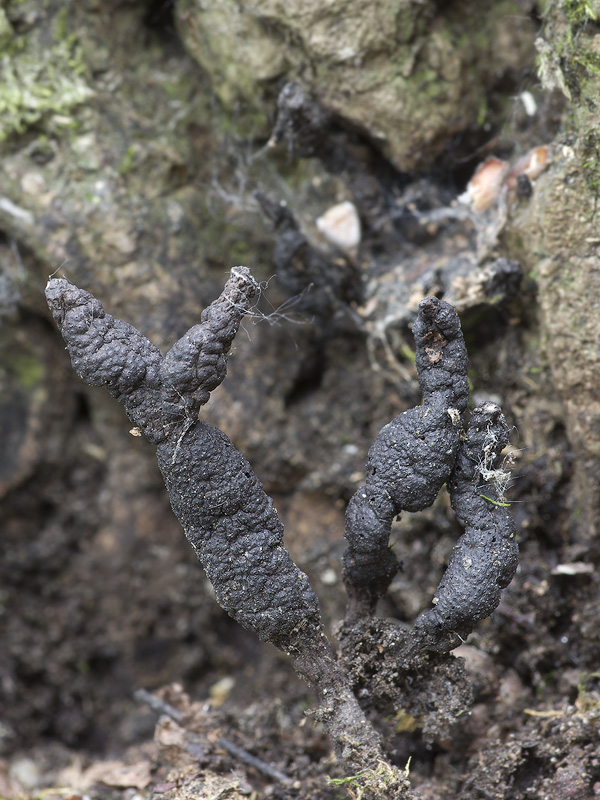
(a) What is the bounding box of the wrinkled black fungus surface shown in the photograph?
[45,269,517,793]
[410,402,519,655]
[343,295,469,619]
[46,268,259,444]
[45,278,165,443]
[339,400,517,731]
[157,421,321,649]
[45,268,322,652]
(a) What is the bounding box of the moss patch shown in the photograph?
[537,0,600,100]
[0,3,93,141]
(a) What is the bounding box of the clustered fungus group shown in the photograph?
[46,267,518,799]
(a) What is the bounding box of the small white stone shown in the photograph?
[316,201,361,252]
[10,758,41,790]
[520,91,537,117]
[320,568,338,586]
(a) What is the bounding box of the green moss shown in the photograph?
[394,709,420,733]
[228,239,253,263]
[0,7,93,141]
[582,131,600,195]
[118,144,137,176]
[563,0,598,27]
[53,5,69,41]
[544,0,600,98]
[477,96,488,126]
[0,7,13,49]
[572,46,600,79]
[576,672,600,711]
[217,105,270,139]
[327,759,411,799]
[413,66,446,100]
[10,351,44,390]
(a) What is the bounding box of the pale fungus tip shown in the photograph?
[316,200,361,252]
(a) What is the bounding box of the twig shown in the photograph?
[134,688,293,786]
[218,737,292,786]
[134,687,183,722]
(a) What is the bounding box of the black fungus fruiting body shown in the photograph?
[45,268,322,653]
[159,267,261,425]
[45,268,404,783]
[409,402,519,655]
[156,421,322,650]
[343,296,469,619]
[46,268,516,795]
[45,278,165,443]
[45,267,260,444]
